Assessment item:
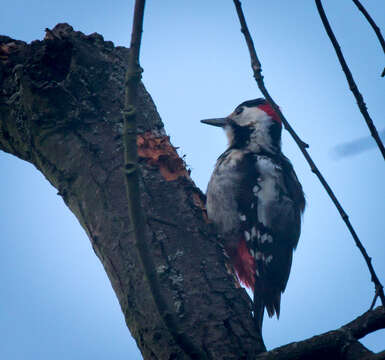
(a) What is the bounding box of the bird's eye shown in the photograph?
[235,107,244,115]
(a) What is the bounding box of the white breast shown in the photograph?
[206,150,246,234]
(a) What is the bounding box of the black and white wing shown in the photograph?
[237,153,305,318]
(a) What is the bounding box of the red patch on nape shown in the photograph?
[227,238,255,291]
[258,103,282,125]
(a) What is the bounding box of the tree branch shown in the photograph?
[232,0,385,308]
[123,2,208,358]
[1,22,384,360]
[0,24,263,359]
[315,0,385,160]
[255,307,385,360]
[351,0,385,77]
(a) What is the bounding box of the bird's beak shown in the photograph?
[200,117,228,127]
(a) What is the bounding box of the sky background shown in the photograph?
[1,1,384,359]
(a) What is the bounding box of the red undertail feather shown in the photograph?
[228,238,255,291]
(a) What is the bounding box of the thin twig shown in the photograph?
[351,0,385,77]
[315,0,385,161]
[123,2,207,359]
[232,0,385,308]
[371,291,379,311]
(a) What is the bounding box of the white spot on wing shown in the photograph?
[239,214,246,221]
[261,234,273,244]
[256,156,281,227]
[244,231,251,241]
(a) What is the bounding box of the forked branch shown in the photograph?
[315,0,385,160]
[232,0,385,307]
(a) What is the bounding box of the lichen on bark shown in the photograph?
[0,23,261,359]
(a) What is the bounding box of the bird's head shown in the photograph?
[201,98,282,153]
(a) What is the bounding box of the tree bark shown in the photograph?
[0,24,261,359]
[1,24,384,360]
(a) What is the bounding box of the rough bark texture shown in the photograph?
[0,24,261,359]
[1,24,384,360]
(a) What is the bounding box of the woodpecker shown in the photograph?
[201,98,305,333]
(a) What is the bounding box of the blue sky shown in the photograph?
[1,1,384,359]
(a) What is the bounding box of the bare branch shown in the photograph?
[315,0,385,161]
[351,0,385,77]
[123,2,207,358]
[255,307,385,360]
[232,0,385,307]
[371,292,380,311]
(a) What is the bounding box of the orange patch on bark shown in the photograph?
[0,42,21,61]
[0,43,13,60]
[137,132,189,181]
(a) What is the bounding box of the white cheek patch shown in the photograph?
[235,107,271,126]
[233,107,276,153]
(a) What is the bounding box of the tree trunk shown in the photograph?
[0,24,261,359]
[1,24,384,360]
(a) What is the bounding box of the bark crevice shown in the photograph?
[0,24,262,359]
